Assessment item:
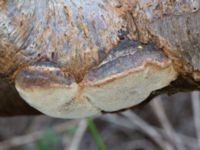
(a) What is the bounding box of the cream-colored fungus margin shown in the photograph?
[15,62,177,119]
[15,82,102,118]
[82,63,177,112]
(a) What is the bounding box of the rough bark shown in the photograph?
[0,0,200,116]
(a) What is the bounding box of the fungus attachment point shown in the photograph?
[15,62,101,118]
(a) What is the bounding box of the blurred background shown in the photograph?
[0,91,199,150]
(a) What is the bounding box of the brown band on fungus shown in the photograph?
[82,40,173,85]
[83,60,172,87]
[15,62,75,90]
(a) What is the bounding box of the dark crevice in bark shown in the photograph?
[0,79,40,116]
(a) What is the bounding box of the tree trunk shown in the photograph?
[0,0,200,116]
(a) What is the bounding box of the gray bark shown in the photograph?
[0,0,200,116]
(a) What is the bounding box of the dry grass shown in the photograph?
[0,92,198,150]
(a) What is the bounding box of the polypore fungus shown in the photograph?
[15,41,177,118]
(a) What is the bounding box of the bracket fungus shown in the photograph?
[15,42,177,118]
